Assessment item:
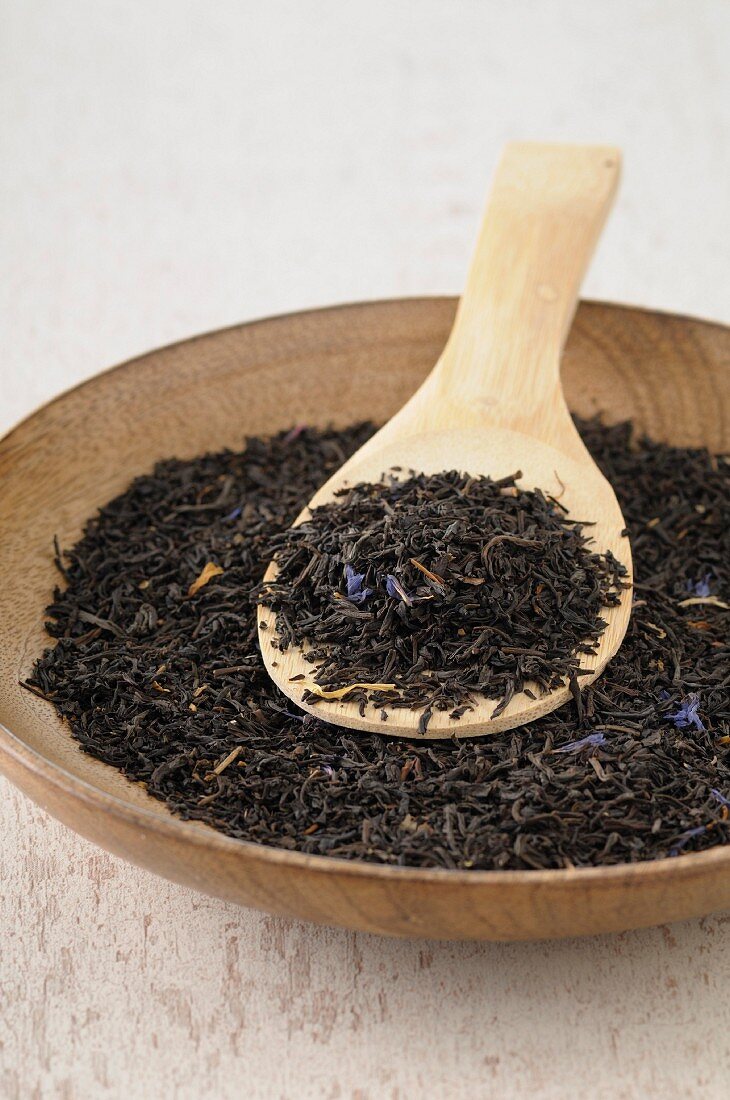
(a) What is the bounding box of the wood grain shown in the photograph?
[0,298,728,943]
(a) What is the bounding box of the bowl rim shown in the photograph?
[1,294,728,891]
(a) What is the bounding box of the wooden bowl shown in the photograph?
[0,299,728,941]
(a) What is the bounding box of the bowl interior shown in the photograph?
[1,298,728,820]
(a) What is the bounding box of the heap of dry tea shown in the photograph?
[25,419,730,870]
[259,470,627,728]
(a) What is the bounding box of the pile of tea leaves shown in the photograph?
[259,470,627,728]
[26,419,730,870]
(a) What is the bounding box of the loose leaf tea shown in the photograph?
[25,419,730,870]
[259,470,627,725]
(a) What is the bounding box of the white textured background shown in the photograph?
[1,2,729,1097]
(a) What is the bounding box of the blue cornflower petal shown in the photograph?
[687,573,712,598]
[669,693,705,732]
[225,505,243,521]
[669,825,707,857]
[344,564,372,604]
[385,574,414,606]
[554,732,606,754]
[710,788,730,808]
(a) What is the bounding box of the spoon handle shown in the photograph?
[400,143,621,460]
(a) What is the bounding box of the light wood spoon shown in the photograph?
[258,142,632,738]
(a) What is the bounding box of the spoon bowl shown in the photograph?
[259,425,630,736]
[258,143,633,736]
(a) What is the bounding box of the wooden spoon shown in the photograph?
[258,142,632,737]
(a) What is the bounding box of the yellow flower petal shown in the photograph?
[302,681,397,700]
[187,562,224,597]
[678,596,729,609]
